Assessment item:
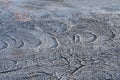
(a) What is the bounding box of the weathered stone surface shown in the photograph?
[0,0,120,80]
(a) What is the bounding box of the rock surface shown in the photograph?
[0,0,120,80]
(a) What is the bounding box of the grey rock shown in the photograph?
[0,0,120,80]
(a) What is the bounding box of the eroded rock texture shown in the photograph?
[0,0,120,80]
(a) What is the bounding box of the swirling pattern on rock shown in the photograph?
[0,27,42,49]
[0,0,120,80]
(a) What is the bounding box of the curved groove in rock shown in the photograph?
[0,59,23,73]
[22,32,41,48]
[73,34,80,43]
[0,41,8,50]
[81,32,97,42]
[0,64,23,74]
[34,39,42,48]
[110,31,116,39]
[39,19,68,34]
[20,71,57,80]
[15,40,24,48]
[5,35,16,47]
[89,33,97,42]
[6,35,25,48]
[50,37,59,49]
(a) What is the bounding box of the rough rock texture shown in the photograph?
[0,0,120,80]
